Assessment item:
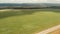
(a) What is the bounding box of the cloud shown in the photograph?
[0,0,60,3]
[47,0,60,3]
[0,0,47,3]
[56,0,60,2]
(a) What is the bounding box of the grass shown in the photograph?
[0,9,60,34]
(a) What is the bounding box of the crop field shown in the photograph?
[0,9,60,34]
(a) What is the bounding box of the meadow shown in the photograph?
[0,9,60,34]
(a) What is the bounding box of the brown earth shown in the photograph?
[49,29,60,34]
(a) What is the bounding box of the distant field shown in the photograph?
[0,9,60,34]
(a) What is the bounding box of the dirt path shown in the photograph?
[48,29,60,34]
[36,25,60,34]
[0,9,21,12]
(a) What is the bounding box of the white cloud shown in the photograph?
[47,0,60,3]
[0,0,60,3]
[0,0,47,3]
[56,0,60,2]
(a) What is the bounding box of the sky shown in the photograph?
[0,0,60,3]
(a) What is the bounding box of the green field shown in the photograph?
[0,9,60,34]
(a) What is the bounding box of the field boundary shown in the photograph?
[36,25,60,34]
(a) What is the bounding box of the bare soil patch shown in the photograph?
[49,29,60,34]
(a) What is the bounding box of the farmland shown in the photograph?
[0,9,60,34]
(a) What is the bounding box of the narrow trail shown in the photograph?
[0,9,21,12]
[36,25,60,34]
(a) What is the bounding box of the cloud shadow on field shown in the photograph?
[0,9,40,19]
[0,9,60,19]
